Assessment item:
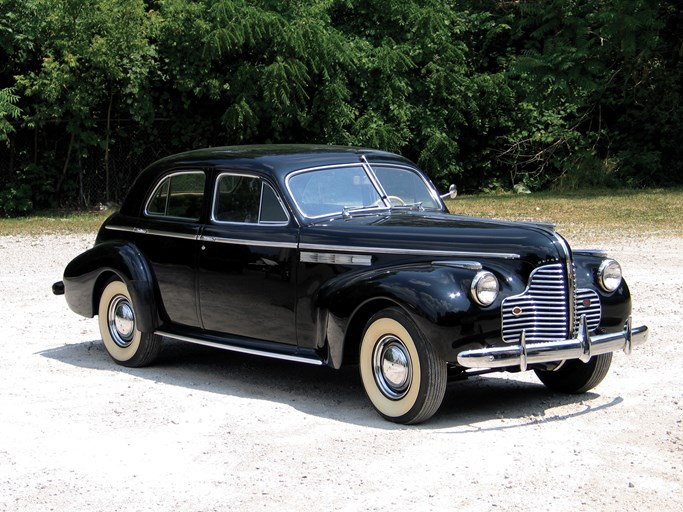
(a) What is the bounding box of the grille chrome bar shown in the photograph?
[502,263,602,344]
[502,263,570,343]
[575,288,601,332]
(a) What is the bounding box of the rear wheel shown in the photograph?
[98,278,161,367]
[359,308,446,424]
[534,353,612,393]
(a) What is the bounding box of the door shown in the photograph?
[134,170,207,328]
[197,172,298,344]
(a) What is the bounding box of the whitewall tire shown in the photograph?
[359,307,446,424]
[98,278,161,367]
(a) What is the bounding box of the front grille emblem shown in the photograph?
[512,306,523,316]
[583,298,591,307]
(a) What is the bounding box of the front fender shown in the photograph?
[63,241,160,332]
[318,263,500,366]
[574,254,632,332]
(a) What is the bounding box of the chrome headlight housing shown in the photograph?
[471,271,499,306]
[598,259,622,292]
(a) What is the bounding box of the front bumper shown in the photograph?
[456,316,648,371]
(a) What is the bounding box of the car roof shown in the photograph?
[147,145,412,175]
[120,145,416,216]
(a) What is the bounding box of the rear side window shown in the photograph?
[146,172,206,220]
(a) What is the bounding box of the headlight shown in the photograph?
[598,259,622,292]
[471,271,499,306]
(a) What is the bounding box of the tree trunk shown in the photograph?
[105,93,114,203]
[55,131,75,198]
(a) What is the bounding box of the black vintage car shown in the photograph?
[54,145,648,424]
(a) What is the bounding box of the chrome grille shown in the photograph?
[502,263,601,343]
[575,288,601,333]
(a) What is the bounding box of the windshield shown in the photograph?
[287,165,383,218]
[372,165,441,209]
[287,162,442,219]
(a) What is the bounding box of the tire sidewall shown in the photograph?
[359,309,426,422]
[98,279,142,363]
[534,352,613,393]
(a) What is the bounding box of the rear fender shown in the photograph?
[63,241,160,332]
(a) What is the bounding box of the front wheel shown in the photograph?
[359,308,447,424]
[97,278,161,368]
[534,353,612,393]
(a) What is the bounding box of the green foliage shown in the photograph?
[0,0,681,216]
[0,184,33,216]
[503,0,681,189]
[0,87,21,143]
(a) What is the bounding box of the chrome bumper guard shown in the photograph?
[456,316,648,372]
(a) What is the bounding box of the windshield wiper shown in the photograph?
[389,202,424,211]
[341,204,390,219]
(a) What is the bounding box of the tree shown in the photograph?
[12,0,157,202]
[503,0,676,188]
[0,87,20,144]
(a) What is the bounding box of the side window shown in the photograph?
[146,172,206,220]
[214,174,288,224]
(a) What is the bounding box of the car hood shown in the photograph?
[300,210,567,265]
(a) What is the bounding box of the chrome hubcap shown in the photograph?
[373,335,412,400]
[108,295,135,348]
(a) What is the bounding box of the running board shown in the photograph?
[156,330,325,366]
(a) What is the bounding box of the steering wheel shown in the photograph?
[372,196,406,207]
[387,195,406,206]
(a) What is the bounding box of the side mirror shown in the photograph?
[440,184,457,199]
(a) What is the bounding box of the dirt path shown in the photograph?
[0,233,680,511]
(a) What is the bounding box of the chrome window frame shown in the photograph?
[144,170,206,221]
[370,163,443,211]
[285,162,443,220]
[211,171,290,226]
[285,163,389,220]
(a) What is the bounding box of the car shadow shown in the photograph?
[38,338,622,430]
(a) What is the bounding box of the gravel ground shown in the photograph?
[0,232,680,511]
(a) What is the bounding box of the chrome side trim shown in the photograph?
[432,261,483,270]
[105,225,199,240]
[299,243,520,260]
[105,226,297,248]
[301,251,372,266]
[456,316,648,370]
[156,331,324,366]
[106,226,519,259]
[199,235,298,249]
[145,229,199,240]
[574,249,609,258]
[105,225,136,233]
